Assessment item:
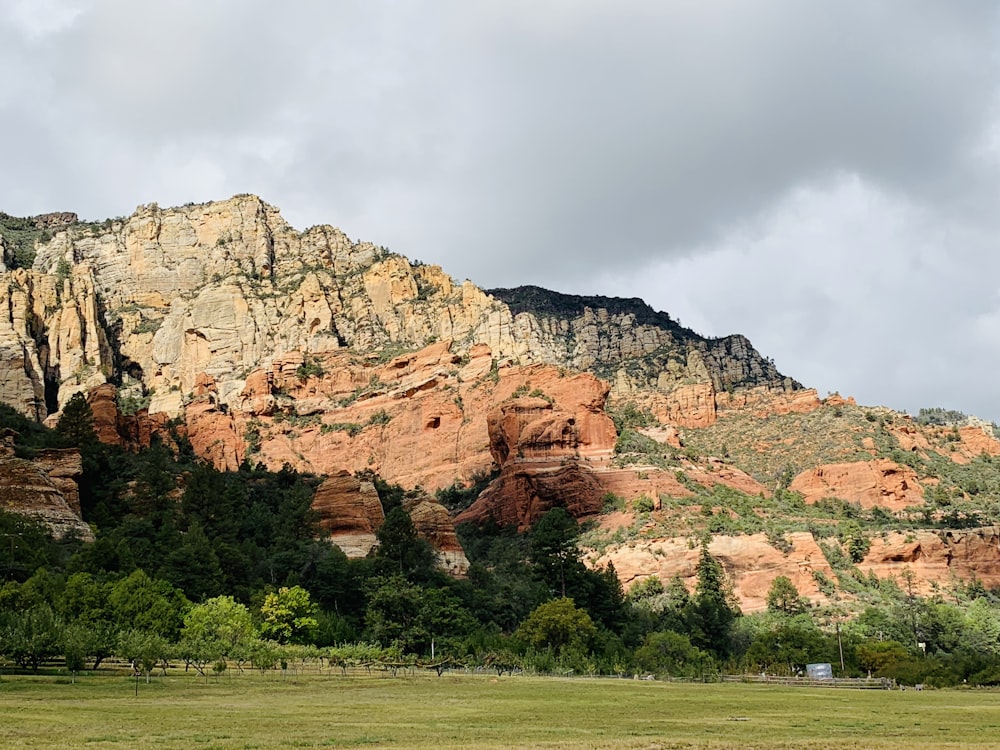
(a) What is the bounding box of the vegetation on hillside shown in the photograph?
[2,397,1000,687]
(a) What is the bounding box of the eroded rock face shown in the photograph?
[1,196,789,435]
[859,528,1000,595]
[406,499,470,575]
[789,459,924,510]
[592,525,1000,612]
[455,371,618,530]
[458,462,609,531]
[311,471,384,558]
[0,436,93,541]
[593,532,836,613]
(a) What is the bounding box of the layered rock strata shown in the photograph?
[0,433,93,541]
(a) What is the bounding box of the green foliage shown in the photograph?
[435,470,498,513]
[259,585,319,644]
[601,492,626,513]
[116,390,153,415]
[515,597,596,655]
[320,421,363,437]
[180,596,256,673]
[55,392,96,448]
[132,317,162,335]
[915,407,967,426]
[812,570,837,597]
[295,355,325,380]
[530,508,581,599]
[633,630,705,676]
[0,511,69,582]
[766,575,806,615]
[363,576,475,654]
[633,495,655,514]
[108,570,190,640]
[627,575,664,602]
[54,257,72,284]
[744,616,829,674]
[367,409,391,427]
[374,507,437,581]
[0,211,46,269]
[608,401,656,433]
[117,628,170,680]
[687,542,740,657]
[0,604,62,670]
[243,421,262,454]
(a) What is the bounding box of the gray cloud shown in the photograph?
[2,1,999,417]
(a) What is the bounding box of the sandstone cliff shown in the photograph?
[4,195,998,603]
[0,196,793,432]
[0,433,93,541]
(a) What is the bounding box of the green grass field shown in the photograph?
[1,671,999,749]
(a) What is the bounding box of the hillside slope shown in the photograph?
[3,195,999,611]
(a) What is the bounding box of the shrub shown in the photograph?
[633,495,655,513]
[296,356,324,380]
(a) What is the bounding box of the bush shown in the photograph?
[633,495,655,513]
[296,356,324,380]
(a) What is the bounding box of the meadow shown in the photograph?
[2,670,999,749]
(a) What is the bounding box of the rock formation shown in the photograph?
[406,498,470,576]
[311,471,385,558]
[790,459,924,510]
[0,195,791,429]
[3,194,998,601]
[593,532,836,613]
[0,432,93,541]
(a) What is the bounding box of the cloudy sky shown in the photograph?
[3,1,1000,419]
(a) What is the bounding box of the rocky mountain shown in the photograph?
[2,195,998,611]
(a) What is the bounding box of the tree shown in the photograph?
[515,597,596,655]
[108,569,190,640]
[61,622,91,678]
[0,510,62,582]
[767,576,806,615]
[856,640,911,677]
[530,507,582,598]
[363,576,426,652]
[686,542,740,657]
[58,573,118,668]
[117,629,170,683]
[159,520,225,601]
[179,596,256,675]
[744,618,828,675]
[964,598,1000,657]
[54,392,96,448]
[0,605,61,671]
[633,630,705,677]
[628,575,665,602]
[373,506,436,581]
[259,585,318,644]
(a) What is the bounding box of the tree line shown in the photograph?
[2,397,1000,686]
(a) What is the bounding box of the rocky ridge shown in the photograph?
[2,195,999,605]
[1,195,791,425]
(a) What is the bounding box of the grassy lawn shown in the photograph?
[1,671,999,749]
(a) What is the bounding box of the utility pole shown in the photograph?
[836,622,845,673]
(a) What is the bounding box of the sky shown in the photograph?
[3,1,1000,419]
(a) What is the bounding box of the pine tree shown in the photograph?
[55,392,96,448]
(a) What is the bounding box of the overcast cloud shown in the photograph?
[3,1,999,418]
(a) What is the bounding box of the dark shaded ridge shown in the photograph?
[488,285,688,334]
[488,285,800,392]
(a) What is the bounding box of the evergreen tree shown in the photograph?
[530,507,582,598]
[54,392,96,448]
[686,542,740,657]
[374,506,436,581]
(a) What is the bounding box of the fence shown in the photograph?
[719,673,892,689]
